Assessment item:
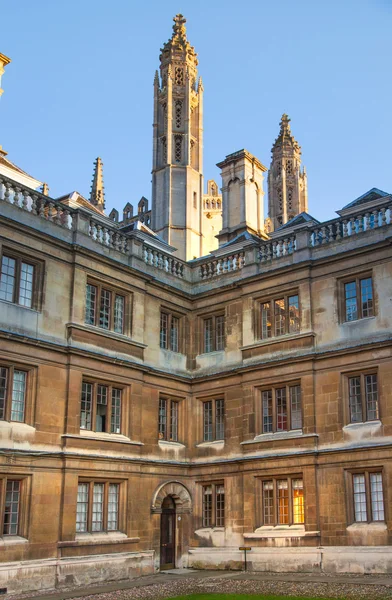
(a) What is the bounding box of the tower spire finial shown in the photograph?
[172,14,187,39]
[90,157,105,211]
[280,113,291,134]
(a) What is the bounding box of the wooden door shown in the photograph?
[160,496,176,569]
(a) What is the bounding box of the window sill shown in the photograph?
[198,350,225,357]
[245,526,320,539]
[59,532,140,548]
[341,316,376,326]
[158,439,186,449]
[67,323,147,348]
[195,527,225,533]
[63,432,144,446]
[241,331,315,351]
[347,522,387,532]
[0,299,39,314]
[241,431,317,445]
[343,420,381,431]
[0,535,28,546]
[196,439,225,448]
[0,420,36,432]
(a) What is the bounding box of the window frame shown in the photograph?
[346,469,386,525]
[76,479,124,534]
[201,313,225,354]
[257,291,300,340]
[258,382,302,434]
[158,396,181,443]
[0,475,31,538]
[85,279,131,336]
[201,481,225,528]
[159,310,182,353]
[344,370,379,425]
[202,397,225,442]
[80,379,125,435]
[340,273,374,323]
[0,248,43,311]
[259,475,304,527]
[0,363,35,425]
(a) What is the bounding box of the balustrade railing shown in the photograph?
[309,205,391,247]
[0,175,73,229]
[143,244,185,278]
[89,219,128,253]
[199,252,245,279]
[259,235,296,262]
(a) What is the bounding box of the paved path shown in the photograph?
[7,569,392,600]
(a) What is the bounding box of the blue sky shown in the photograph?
[1,0,391,222]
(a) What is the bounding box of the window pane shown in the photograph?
[277,480,289,524]
[19,262,34,308]
[288,295,300,333]
[349,377,362,423]
[290,385,302,430]
[276,388,287,431]
[0,366,8,420]
[365,374,378,421]
[274,299,286,336]
[216,315,225,351]
[108,483,119,531]
[292,479,304,524]
[0,255,16,303]
[360,278,373,318]
[353,474,367,522]
[215,399,225,440]
[92,483,104,532]
[3,480,20,535]
[158,398,167,439]
[76,483,89,532]
[202,485,212,527]
[263,481,274,525]
[216,484,225,527]
[170,316,179,352]
[114,295,125,333]
[261,302,272,339]
[85,284,97,325]
[203,401,213,441]
[111,388,122,434]
[262,390,273,433]
[160,313,168,349]
[204,318,213,353]
[99,289,111,329]
[80,382,93,430]
[95,385,108,432]
[370,473,384,522]
[345,281,357,321]
[11,370,26,422]
[170,401,178,442]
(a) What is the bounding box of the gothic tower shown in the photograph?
[267,114,308,231]
[151,14,204,261]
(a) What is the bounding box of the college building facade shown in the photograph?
[1,14,392,596]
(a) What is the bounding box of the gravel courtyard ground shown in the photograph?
[5,571,392,600]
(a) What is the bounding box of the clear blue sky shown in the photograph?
[1,0,391,222]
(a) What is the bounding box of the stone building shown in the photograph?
[1,14,392,596]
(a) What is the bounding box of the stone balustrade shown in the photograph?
[309,205,391,247]
[0,174,73,229]
[143,244,185,278]
[259,236,296,262]
[199,252,245,279]
[89,219,128,253]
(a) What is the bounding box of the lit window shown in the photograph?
[260,294,300,339]
[80,381,122,434]
[76,481,121,533]
[261,384,302,434]
[344,277,374,322]
[262,477,304,526]
[202,483,225,528]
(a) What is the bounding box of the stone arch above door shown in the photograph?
[151,480,192,514]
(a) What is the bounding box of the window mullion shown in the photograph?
[285,296,289,334]
[212,484,216,528]
[14,258,21,304]
[287,385,292,430]
[88,482,93,532]
[5,366,13,421]
[365,472,372,523]
[361,374,367,422]
[92,384,98,433]
[212,317,217,352]
[95,285,101,326]
[356,279,361,319]
[103,483,109,531]
[288,477,293,525]
[0,478,6,535]
[107,386,113,434]
[273,479,277,526]
[272,388,277,432]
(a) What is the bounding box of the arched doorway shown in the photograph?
[151,481,192,570]
[160,496,176,569]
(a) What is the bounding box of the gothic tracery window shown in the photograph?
[286,160,293,175]
[278,190,283,212]
[175,67,184,86]
[174,135,182,163]
[288,188,293,211]
[175,100,182,129]
[161,136,167,164]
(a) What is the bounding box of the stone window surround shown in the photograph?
[159,307,185,354]
[85,276,132,337]
[337,270,375,324]
[345,468,386,525]
[0,474,32,541]
[75,478,127,536]
[79,377,131,439]
[254,288,300,341]
[0,244,45,311]
[158,395,183,443]
[341,368,379,427]
[255,380,303,436]
[200,481,225,529]
[255,473,305,528]
[198,310,225,355]
[0,361,37,427]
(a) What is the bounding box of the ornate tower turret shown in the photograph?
[0,53,11,98]
[151,14,204,261]
[267,114,308,231]
[90,157,105,212]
